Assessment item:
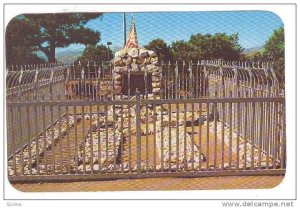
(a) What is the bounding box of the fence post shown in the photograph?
[98,63,102,100]
[66,65,70,81]
[269,64,279,95]
[175,61,179,99]
[127,63,131,98]
[18,66,24,99]
[188,61,193,98]
[111,62,115,100]
[203,61,208,97]
[49,67,55,101]
[144,70,148,99]
[159,61,163,99]
[135,89,142,174]
[80,61,85,99]
[219,61,225,98]
[233,62,239,97]
[34,68,39,100]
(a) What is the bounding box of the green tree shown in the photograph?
[189,34,212,60]
[243,50,264,62]
[250,51,263,62]
[6,13,102,63]
[144,38,172,62]
[169,33,244,63]
[244,26,284,77]
[171,40,192,62]
[76,45,113,64]
[189,33,243,61]
[262,26,284,68]
[6,17,46,65]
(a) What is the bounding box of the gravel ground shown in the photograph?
[11,175,284,192]
[8,103,282,176]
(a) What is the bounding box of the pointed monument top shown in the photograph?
[124,14,139,49]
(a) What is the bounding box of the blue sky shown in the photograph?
[56,11,283,61]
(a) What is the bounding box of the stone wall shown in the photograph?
[113,48,161,97]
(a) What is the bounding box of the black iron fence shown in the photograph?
[6,60,285,183]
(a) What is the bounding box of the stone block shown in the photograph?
[136,57,146,65]
[114,56,123,66]
[113,86,122,94]
[148,50,157,57]
[152,76,160,81]
[139,48,149,58]
[150,57,158,64]
[127,48,139,58]
[114,73,122,81]
[152,82,161,88]
[125,56,133,65]
[114,80,121,86]
[144,57,152,65]
[115,66,127,73]
[152,71,160,76]
[140,65,147,71]
[115,49,127,58]
[153,88,161,94]
[147,66,159,73]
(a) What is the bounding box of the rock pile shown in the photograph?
[113,48,161,96]
[7,115,78,176]
[8,102,278,175]
[78,127,122,172]
[209,121,277,169]
[124,104,205,171]
[75,103,207,172]
[155,126,204,171]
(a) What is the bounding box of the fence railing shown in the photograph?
[7,93,285,182]
[6,60,284,101]
[6,60,286,182]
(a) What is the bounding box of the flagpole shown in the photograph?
[123,13,126,47]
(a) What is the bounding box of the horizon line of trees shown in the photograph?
[144,32,243,63]
[5,13,284,73]
[144,26,284,67]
